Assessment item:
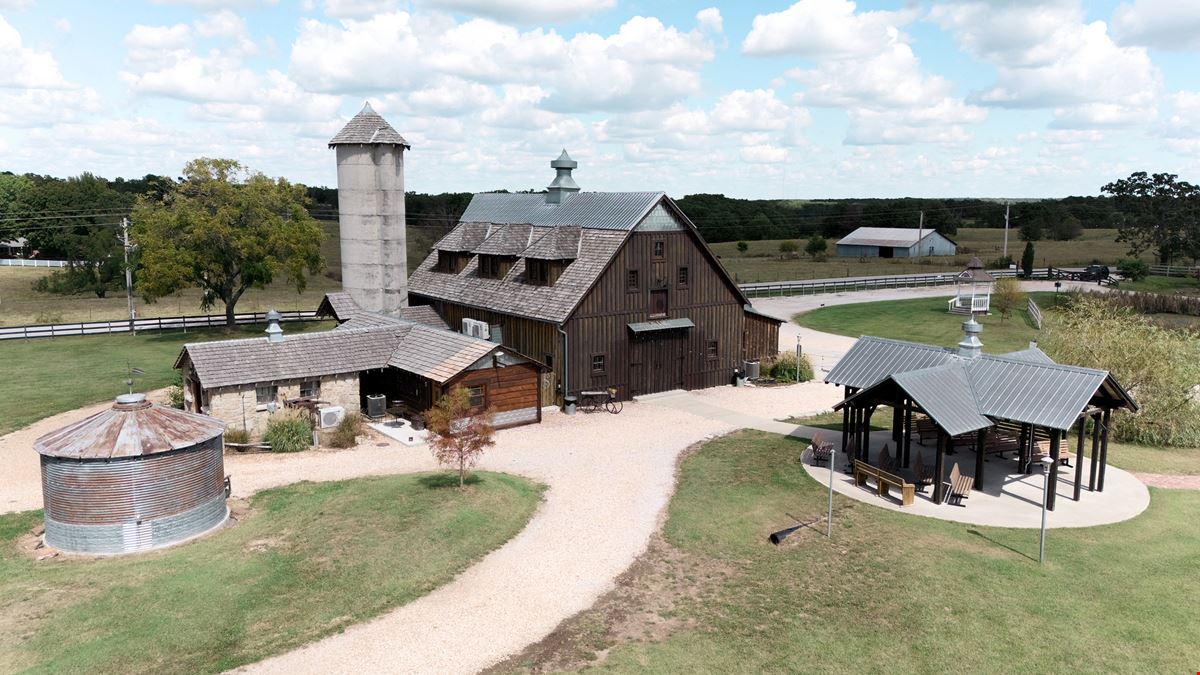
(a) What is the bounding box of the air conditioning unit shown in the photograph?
[461,318,489,340]
[318,406,345,429]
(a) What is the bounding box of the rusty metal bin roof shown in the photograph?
[34,393,224,460]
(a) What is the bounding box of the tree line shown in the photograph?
[1,164,1196,324]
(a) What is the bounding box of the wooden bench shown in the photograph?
[807,432,834,466]
[853,459,915,507]
[946,463,974,506]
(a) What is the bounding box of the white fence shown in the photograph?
[1148,264,1199,277]
[0,258,68,268]
[0,310,319,340]
[1028,297,1043,330]
[738,268,1046,298]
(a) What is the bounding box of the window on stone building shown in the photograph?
[300,380,320,398]
[255,384,277,407]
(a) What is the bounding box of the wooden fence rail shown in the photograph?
[738,268,1052,298]
[0,310,319,341]
[1148,264,1200,278]
[1028,297,1043,330]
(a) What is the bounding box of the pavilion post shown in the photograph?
[892,403,902,443]
[933,429,946,504]
[841,386,851,457]
[1048,429,1060,511]
[1025,425,1037,474]
[861,407,874,464]
[1089,412,1101,491]
[902,399,912,468]
[1018,423,1029,473]
[1098,408,1111,492]
[974,426,987,491]
[1074,417,1085,501]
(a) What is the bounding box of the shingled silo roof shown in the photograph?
[328,102,410,147]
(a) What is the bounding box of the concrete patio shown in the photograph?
[801,429,1150,529]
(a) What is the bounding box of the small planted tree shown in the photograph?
[736,241,749,254]
[805,234,827,259]
[1021,241,1036,278]
[425,387,496,488]
[992,277,1025,322]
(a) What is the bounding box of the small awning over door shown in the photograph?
[627,318,695,333]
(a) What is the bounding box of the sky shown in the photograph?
[1,0,1199,199]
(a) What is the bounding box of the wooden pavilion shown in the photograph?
[826,316,1137,508]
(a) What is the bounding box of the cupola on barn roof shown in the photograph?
[328,102,410,147]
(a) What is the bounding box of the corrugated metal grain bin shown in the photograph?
[33,393,227,555]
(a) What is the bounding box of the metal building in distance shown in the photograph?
[33,393,228,555]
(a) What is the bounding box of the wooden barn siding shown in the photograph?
[445,361,542,427]
[412,296,561,402]
[568,230,745,399]
[743,313,780,362]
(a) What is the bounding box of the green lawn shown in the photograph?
[0,322,333,436]
[785,408,891,432]
[0,472,542,674]
[1107,440,1200,475]
[503,431,1200,673]
[1121,274,1200,295]
[794,293,1055,354]
[711,229,1148,284]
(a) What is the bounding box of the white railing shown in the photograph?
[739,268,1049,298]
[1148,264,1199,278]
[0,310,319,340]
[1028,297,1043,330]
[0,258,68,268]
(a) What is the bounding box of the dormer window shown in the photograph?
[479,254,517,279]
[437,250,470,274]
[528,259,550,286]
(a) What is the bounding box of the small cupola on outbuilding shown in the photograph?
[957,314,983,359]
[546,149,579,205]
[265,308,283,343]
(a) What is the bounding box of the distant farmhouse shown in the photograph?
[175,103,779,435]
[407,152,781,402]
[836,227,956,258]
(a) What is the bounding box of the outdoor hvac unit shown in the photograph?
[460,318,490,340]
[318,406,345,429]
[366,394,386,420]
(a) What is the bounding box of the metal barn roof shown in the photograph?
[836,227,946,248]
[459,191,663,231]
[34,394,225,459]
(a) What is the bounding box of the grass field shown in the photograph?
[0,472,541,674]
[794,292,1056,354]
[710,228,1147,283]
[1122,275,1200,294]
[0,321,333,436]
[501,431,1200,673]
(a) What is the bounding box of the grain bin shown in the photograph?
[33,393,228,555]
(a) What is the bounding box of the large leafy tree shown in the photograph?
[1102,171,1200,264]
[132,158,324,325]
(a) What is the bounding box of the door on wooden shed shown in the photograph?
[628,330,685,397]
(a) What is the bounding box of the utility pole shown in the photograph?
[917,211,924,260]
[122,217,135,335]
[1003,202,1011,259]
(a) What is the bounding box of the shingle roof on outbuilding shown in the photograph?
[328,102,409,147]
[316,292,449,330]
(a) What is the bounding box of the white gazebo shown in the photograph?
[947,257,994,314]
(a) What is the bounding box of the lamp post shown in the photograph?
[827,444,836,538]
[1039,455,1054,564]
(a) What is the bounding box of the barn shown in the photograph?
[407,151,782,403]
[836,227,957,258]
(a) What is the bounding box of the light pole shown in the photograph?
[1039,456,1054,564]
[795,335,802,383]
[827,444,836,538]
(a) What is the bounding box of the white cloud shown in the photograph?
[195,9,247,38]
[932,1,1161,128]
[742,0,915,58]
[418,0,615,24]
[695,7,722,33]
[711,89,792,132]
[54,18,71,33]
[124,23,192,50]
[323,0,397,19]
[0,0,34,9]
[151,0,272,9]
[1112,0,1200,51]
[740,144,789,163]
[0,87,104,127]
[0,14,71,88]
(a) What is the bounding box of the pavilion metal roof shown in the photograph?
[828,335,1136,432]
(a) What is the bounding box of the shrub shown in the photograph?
[264,410,312,453]
[1117,258,1150,282]
[778,240,799,257]
[987,255,1014,270]
[326,412,363,449]
[736,241,748,254]
[767,351,814,383]
[167,371,185,409]
[805,234,827,259]
[992,277,1026,322]
[224,428,251,445]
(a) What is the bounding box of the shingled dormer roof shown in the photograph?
[328,102,410,147]
[523,225,581,260]
[475,223,535,256]
[434,222,492,253]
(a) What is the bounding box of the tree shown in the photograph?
[992,277,1025,322]
[778,240,799,257]
[1049,214,1083,241]
[1103,171,1200,264]
[1018,219,1043,242]
[425,387,496,488]
[736,241,748,254]
[1042,294,1200,446]
[132,158,324,325]
[804,233,827,259]
[1021,241,1036,278]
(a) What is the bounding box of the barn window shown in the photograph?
[300,380,321,398]
[626,269,639,292]
[677,266,689,287]
[706,340,719,359]
[437,251,468,274]
[255,384,277,406]
[466,385,486,409]
[528,258,551,286]
[545,353,554,369]
[653,240,665,259]
[591,354,606,374]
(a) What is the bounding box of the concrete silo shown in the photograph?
[328,102,411,317]
[34,393,228,555]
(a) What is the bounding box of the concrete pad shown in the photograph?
[801,430,1150,529]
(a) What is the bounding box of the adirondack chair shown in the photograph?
[912,451,934,493]
[877,444,895,474]
[946,462,975,506]
[807,432,835,466]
